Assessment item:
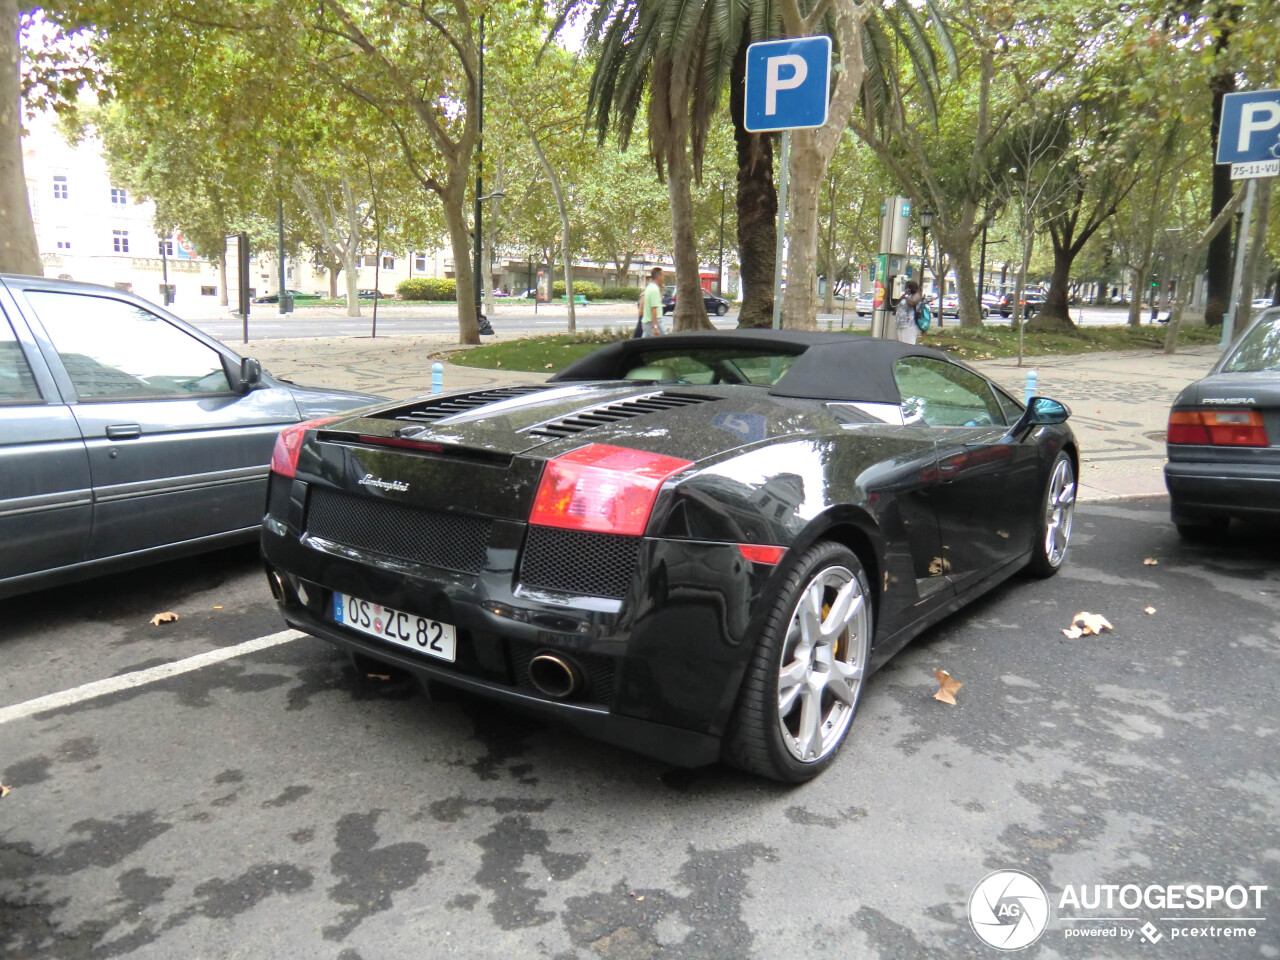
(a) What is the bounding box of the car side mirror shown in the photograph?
[228,356,263,393]
[1010,396,1070,437]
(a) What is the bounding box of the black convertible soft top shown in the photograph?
[550,330,956,404]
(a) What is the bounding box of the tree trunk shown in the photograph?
[1027,245,1077,331]
[483,155,503,317]
[665,117,712,332]
[442,197,479,345]
[526,122,577,333]
[729,30,775,329]
[339,178,363,317]
[1128,230,1157,327]
[951,249,982,330]
[1204,67,1236,328]
[822,174,836,315]
[328,261,340,298]
[0,0,41,276]
[781,129,825,328]
[1164,186,1248,354]
[218,245,228,306]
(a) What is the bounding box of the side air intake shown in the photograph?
[525,392,714,439]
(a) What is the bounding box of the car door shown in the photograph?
[15,286,300,560]
[893,356,1039,592]
[0,286,92,589]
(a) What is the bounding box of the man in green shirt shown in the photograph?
[642,266,667,337]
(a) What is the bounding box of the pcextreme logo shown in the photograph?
[967,871,1269,950]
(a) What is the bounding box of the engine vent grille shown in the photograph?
[306,486,491,573]
[525,392,713,439]
[519,526,641,599]
[381,385,552,424]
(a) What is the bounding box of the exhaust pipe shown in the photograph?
[528,653,582,699]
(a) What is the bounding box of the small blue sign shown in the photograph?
[1217,89,1280,164]
[744,36,832,133]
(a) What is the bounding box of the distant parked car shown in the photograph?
[255,289,321,304]
[854,295,875,316]
[358,289,387,300]
[997,292,1045,318]
[662,287,731,317]
[0,275,381,599]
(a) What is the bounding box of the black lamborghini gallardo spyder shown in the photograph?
[262,331,1077,781]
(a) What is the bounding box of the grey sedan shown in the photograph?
[0,275,380,599]
[1165,306,1280,538]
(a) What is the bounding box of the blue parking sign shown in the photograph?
[1216,90,1280,164]
[744,36,832,133]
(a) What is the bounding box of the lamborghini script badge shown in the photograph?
[359,474,410,493]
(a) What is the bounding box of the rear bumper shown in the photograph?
[278,606,721,767]
[1164,460,1280,519]
[261,517,775,767]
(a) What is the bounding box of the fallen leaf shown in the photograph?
[150,611,179,626]
[212,605,223,610]
[1064,611,1113,637]
[0,783,10,798]
[544,363,553,369]
[636,895,645,902]
[934,669,962,705]
[1143,558,1158,566]
[1144,606,1156,615]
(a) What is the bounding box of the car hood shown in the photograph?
[282,381,386,420]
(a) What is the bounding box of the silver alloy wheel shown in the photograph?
[1044,457,1076,567]
[776,565,870,763]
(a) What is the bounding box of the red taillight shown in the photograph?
[270,416,342,478]
[1168,409,1268,447]
[529,444,694,536]
[738,544,787,565]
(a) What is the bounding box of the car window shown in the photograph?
[994,387,1024,423]
[1221,314,1280,372]
[0,315,41,404]
[620,348,799,385]
[894,357,1005,427]
[25,291,231,400]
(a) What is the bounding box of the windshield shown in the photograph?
[620,348,799,386]
[1222,314,1280,372]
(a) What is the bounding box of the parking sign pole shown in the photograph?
[1220,177,1257,348]
[771,130,791,330]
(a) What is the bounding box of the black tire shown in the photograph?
[981,306,990,319]
[723,541,873,783]
[716,303,728,316]
[1027,451,1076,578]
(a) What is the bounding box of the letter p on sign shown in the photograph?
[765,55,807,115]
[744,36,832,133]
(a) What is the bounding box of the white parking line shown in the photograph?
[0,629,305,726]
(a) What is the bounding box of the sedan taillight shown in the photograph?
[1167,409,1268,447]
[529,444,694,536]
[270,417,342,478]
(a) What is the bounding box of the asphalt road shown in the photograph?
[185,305,1158,342]
[2,498,1277,959]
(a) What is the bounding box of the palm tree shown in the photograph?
[563,0,952,330]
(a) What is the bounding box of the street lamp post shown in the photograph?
[919,204,934,322]
[473,15,483,324]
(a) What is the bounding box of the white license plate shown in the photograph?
[332,592,456,662]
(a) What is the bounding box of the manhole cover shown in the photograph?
[1144,430,1167,442]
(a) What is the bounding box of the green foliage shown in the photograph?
[605,285,643,301]
[397,277,456,301]
[450,331,637,372]
[552,280,603,299]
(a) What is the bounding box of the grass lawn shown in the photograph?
[448,323,1220,374]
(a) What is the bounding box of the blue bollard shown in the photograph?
[431,362,444,394]
[1024,369,1038,406]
